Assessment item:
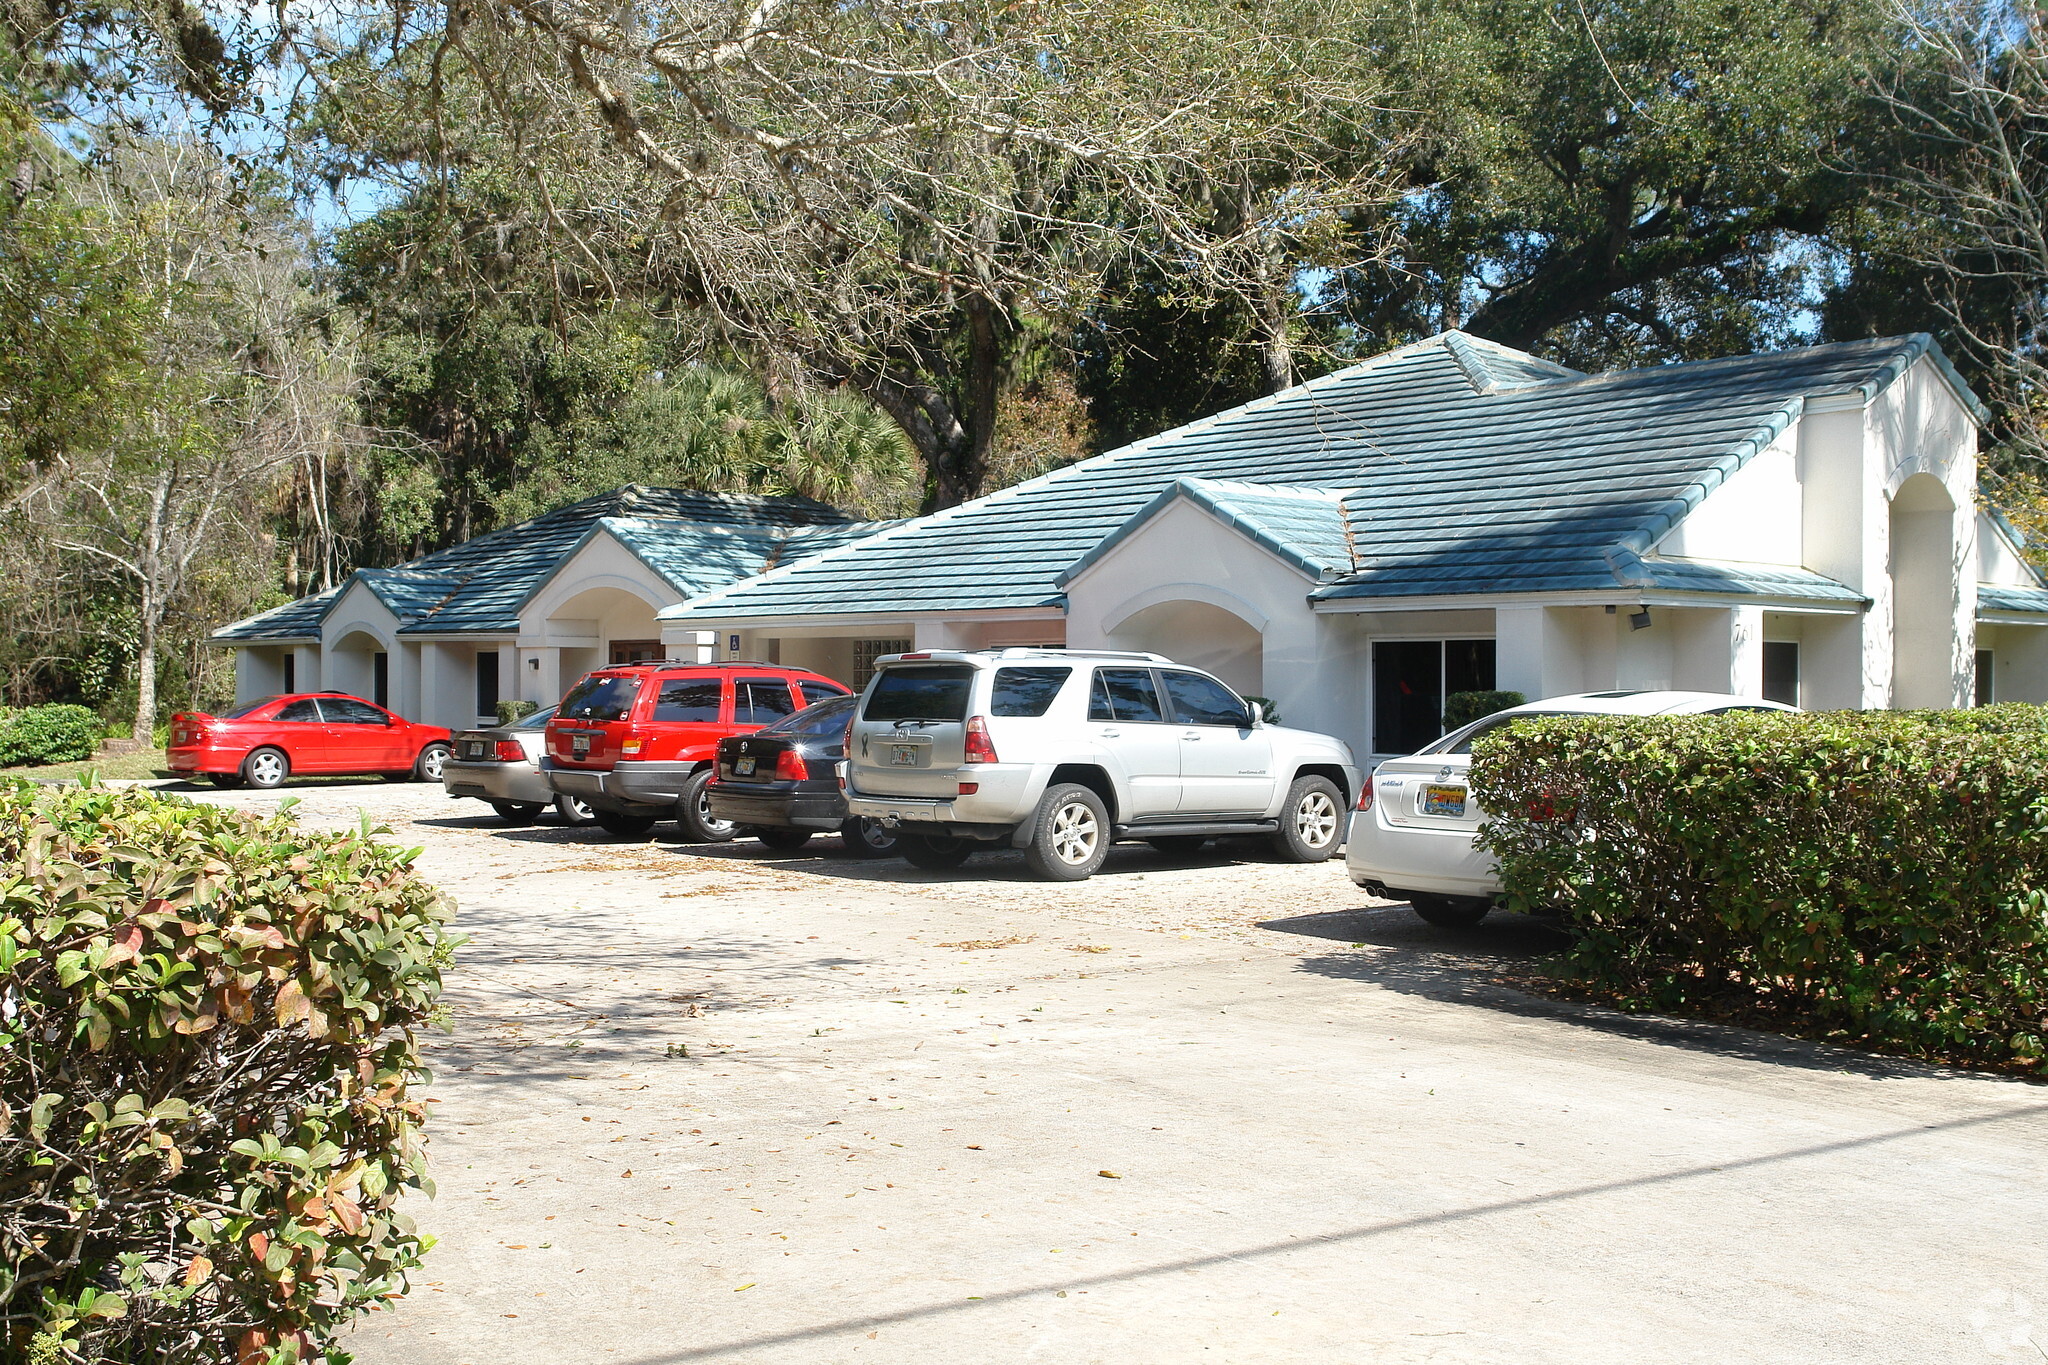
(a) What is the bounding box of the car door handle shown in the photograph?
[1182,732,1201,741]
[1098,728,1120,737]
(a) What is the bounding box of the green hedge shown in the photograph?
[0,705,105,768]
[1471,706,2048,1072]
[0,782,454,1362]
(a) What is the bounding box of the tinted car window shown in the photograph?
[319,698,388,725]
[559,674,642,721]
[736,679,798,725]
[1432,710,1567,756]
[762,693,855,737]
[992,667,1071,717]
[1160,671,1251,727]
[1090,668,1164,723]
[510,705,556,730]
[222,696,279,719]
[864,665,974,722]
[799,680,848,708]
[652,678,722,723]
[275,700,322,723]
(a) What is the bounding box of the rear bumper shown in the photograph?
[541,758,697,814]
[166,746,235,774]
[1343,809,1501,898]
[844,763,1034,834]
[706,781,846,830]
[443,759,553,806]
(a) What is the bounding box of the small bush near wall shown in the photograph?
[495,699,539,726]
[1472,707,2048,1073]
[0,705,105,768]
[0,782,454,1362]
[1443,690,1525,732]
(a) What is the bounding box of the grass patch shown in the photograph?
[0,748,176,783]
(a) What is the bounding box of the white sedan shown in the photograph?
[1346,690,1795,927]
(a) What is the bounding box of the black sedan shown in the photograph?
[707,694,899,857]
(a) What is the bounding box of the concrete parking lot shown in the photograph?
[175,780,2048,1364]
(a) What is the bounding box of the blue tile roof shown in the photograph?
[212,486,881,643]
[663,331,1974,622]
[1058,478,1353,586]
[1978,583,2048,616]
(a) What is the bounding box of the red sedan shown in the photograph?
[167,692,452,789]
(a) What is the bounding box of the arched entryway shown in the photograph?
[1106,598,1264,696]
[1889,472,1960,708]
[544,586,665,679]
[327,629,393,707]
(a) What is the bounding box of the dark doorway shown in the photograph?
[283,653,296,694]
[1762,642,1800,707]
[1976,648,1994,706]
[372,652,390,708]
[610,639,662,665]
[476,650,500,718]
[1372,638,1497,754]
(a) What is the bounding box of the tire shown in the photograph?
[413,743,451,784]
[1410,893,1491,928]
[674,768,737,844]
[593,809,658,838]
[553,793,595,826]
[751,825,813,852]
[242,747,289,790]
[1022,782,1111,881]
[490,801,544,825]
[1145,835,1208,857]
[207,773,243,789]
[838,816,900,859]
[898,832,976,870]
[1271,775,1343,862]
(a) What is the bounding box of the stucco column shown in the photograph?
[407,643,438,726]
[1495,605,1573,702]
[525,647,564,707]
[1673,605,1765,696]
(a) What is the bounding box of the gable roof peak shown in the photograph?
[1438,331,1585,394]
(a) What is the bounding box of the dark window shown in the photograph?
[1433,710,1565,756]
[372,652,390,708]
[610,639,662,666]
[799,680,848,708]
[1089,668,1165,723]
[736,678,798,726]
[319,698,389,725]
[559,673,642,721]
[282,655,296,693]
[1373,639,1497,754]
[476,651,500,717]
[652,678,723,723]
[1762,641,1800,707]
[223,696,280,720]
[1976,648,1995,707]
[1160,671,1252,728]
[863,665,974,722]
[992,667,1072,717]
[764,693,855,737]
[276,700,322,723]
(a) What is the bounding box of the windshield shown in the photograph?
[510,705,556,730]
[558,674,642,721]
[219,696,280,719]
[1425,710,1570,756]
[863,665,973,723]
[761,693,855,737]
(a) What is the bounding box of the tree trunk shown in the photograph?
[131,598,160,745]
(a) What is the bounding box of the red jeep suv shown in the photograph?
[541,662,848,839]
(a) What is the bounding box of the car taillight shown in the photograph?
[775,749,810,781]
[1356,778,1374,811]
[964,715,998,764]
[619,728,646,757]
[495,740,524,762]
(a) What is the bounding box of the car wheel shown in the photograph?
[1145,835,1208,857]
[897,832,976,870]
[1023,782,1111,881]
[413,743,451,784]
[553,793,595,825]
[242,747,289,790]
[674,768,737,844]
[751,826,813,852]
[207,773,243,789]
[1271,775,1343,862]
[490,801,545,825]
[593,809,658,838]
[838,816,899,859]
[1409,893,1491,928]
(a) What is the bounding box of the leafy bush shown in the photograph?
[1442,690,1525,732]
[495,699,538,726]
[1471,707,2048,1072]
[0,705,105,768]
[0,782,455,1362]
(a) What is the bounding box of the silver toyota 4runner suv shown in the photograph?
[845,649,1360,880]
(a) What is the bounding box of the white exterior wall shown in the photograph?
[1656,434,1802,565]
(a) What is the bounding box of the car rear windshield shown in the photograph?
[863,665,974,722]
[991,667,1071,717]
[762,693,855,737]
[559,673,642,721]
[1429,710,1568,756]
[510,706,555,730]
[219,697,279,719]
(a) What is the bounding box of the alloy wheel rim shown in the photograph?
[1296,791,1338,846]
[697,790,734,835]
[424,749,445,781]
[858,820,895,850]
[1050,802,1099,864]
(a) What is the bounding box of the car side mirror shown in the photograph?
[1248,702,1268,728]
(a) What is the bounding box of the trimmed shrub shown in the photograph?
[0,705,105,768]
[0,781,454,1362]
[495,699,538,727]
[1472,707,2048,1072]
[1443,690,1525,732]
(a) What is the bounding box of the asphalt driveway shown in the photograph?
[175,781,2048,1363]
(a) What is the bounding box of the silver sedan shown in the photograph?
[443,705,594,825]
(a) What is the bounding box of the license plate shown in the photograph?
[572,734,590,757]
[890,744,924,767]
[465,741,487,758]
[734,756,757,776]
[1422,784,1467,818]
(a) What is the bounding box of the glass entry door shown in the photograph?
[1371,639,1496,754]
